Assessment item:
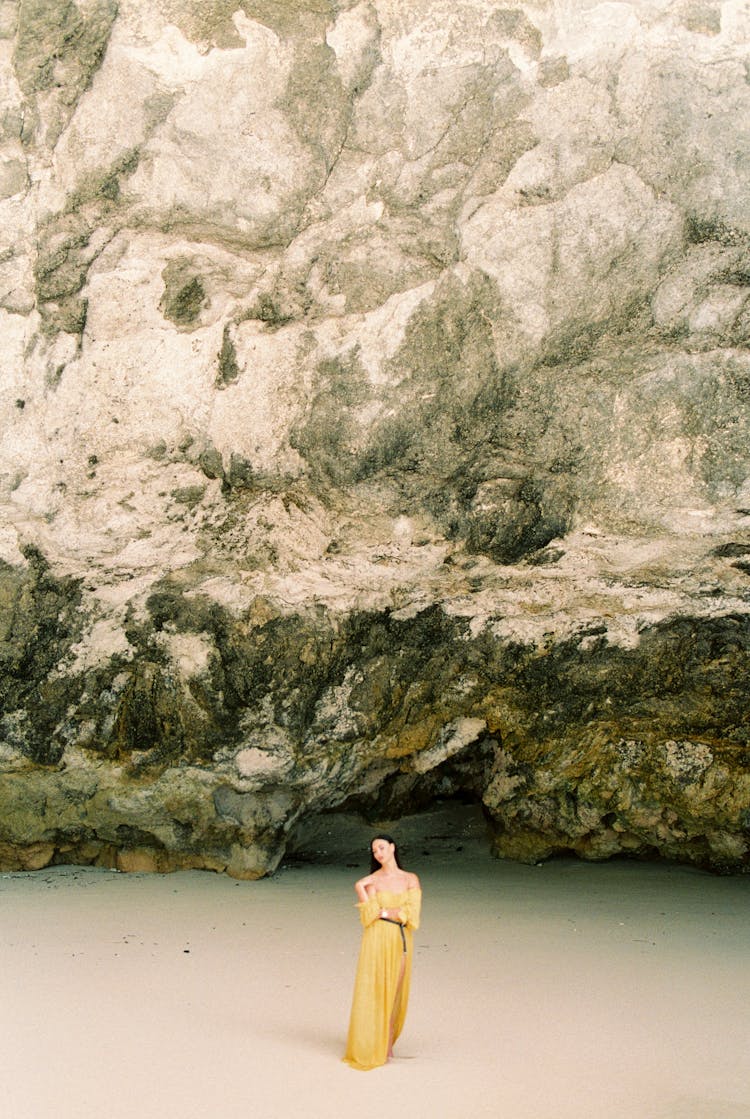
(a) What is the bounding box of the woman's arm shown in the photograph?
[354,877,381,928]
[354,875,376,903]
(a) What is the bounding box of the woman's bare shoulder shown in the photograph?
[405,871,421,890]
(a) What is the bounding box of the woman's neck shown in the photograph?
[378,858,399,875]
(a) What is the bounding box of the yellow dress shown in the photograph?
[343,887,422,1071]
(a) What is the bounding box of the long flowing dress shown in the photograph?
[343,887,422,1071]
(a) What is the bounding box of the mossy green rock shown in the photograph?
[15,0,117,145]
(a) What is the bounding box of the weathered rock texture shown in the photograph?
[1,0,749,876]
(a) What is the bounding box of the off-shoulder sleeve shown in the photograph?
[356,896,381,927]
[400,888,421,931]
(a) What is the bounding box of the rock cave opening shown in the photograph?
[284,795,493,870]
[285,729,497,869]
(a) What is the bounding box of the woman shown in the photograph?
[343,834,422,1070]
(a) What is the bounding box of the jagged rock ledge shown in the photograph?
[1,529,749,876]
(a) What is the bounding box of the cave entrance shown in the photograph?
[284,795,493,869]
[285,730,497,868]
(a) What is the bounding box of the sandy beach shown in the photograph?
[1,840,749,1119]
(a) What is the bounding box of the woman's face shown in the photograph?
[371,838,394,865]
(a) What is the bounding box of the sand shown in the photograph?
[1,847,749,1119]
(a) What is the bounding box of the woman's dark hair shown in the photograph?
[369,834,402,874]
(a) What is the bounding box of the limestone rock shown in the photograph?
[0,0,748,876]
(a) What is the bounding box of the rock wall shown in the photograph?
[0,0,749,875]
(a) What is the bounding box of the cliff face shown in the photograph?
[1,0,749,876]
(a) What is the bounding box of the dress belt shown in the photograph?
[379,916,407,953]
